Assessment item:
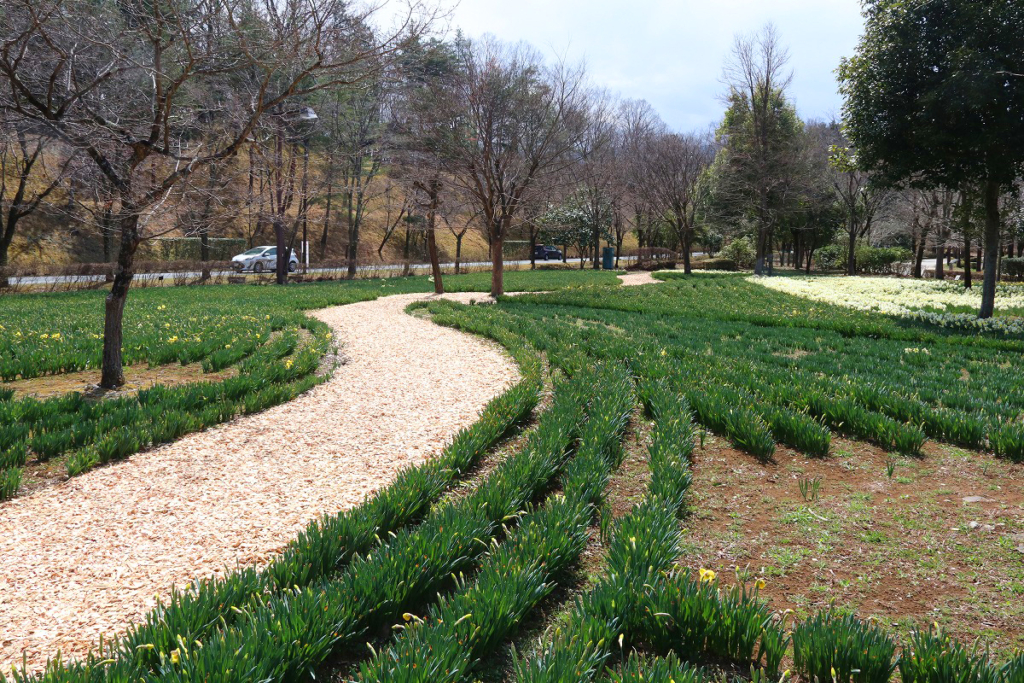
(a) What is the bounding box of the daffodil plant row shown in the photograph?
[424,294,1024,683]
[7,279,1024,683]
[486,275,1024,461]
[751,275,1024,336]
[0,280,429,496]
[0,271,625,497]
[4,352,619,683]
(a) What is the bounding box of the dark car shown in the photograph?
[533,245,563,261]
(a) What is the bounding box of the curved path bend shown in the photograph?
[0,292,518,673]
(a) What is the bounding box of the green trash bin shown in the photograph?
[602,246,615,270]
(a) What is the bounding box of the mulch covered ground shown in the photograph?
[0,292,519,673]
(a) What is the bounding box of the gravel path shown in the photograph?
[618,271,663,286]
[0,292,518,673]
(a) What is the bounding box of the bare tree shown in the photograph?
[331,79,387,278]
[390,37,466,293]
[0,118,73,286]
[642,131,713,273]
[563,89,617,268]
[443,38,590,296]
[618,99,667,251]
[828,139,891,275]
[376,177,411,260]
[438,191,481,274]
[0,0,432,387]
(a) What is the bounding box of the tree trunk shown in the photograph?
[425,183,443,294]
[914,239,926,278]
[805,247,815,273]
[274,216,287,285]
[454,234,463,275]
[490,224,504,297]
[200,228,210,280]
[934,238,944,280]
[100,213,141,388]
[346,228,359,279]
[0,210,17,288]
[681,229,693,275]
[0,234,12,289]
[319,178,333,260]
[963,233,972,288]
[847,224,857,276]
[754,224,768,276]
[402,227,412,277]
[979,179,1001,319]
[529,227,537,270]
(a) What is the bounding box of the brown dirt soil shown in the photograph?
[2,362,237,400]
[678,433,1024,657]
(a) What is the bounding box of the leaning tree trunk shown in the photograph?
[979,179,1001,319]
[100,213,142,389]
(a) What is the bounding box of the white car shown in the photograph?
[231,246,298,273]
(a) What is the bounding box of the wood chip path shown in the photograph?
[0,292,518,673]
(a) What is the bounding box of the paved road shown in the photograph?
[10,256,637,287]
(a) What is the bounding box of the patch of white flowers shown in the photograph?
[750,275,1024,336]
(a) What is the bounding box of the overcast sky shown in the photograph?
[428,0,865,132]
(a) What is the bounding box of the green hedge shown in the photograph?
[857,246,912,275]
[693,257,738,271]
[814,244,911,274]
[1005,257,1024,280]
